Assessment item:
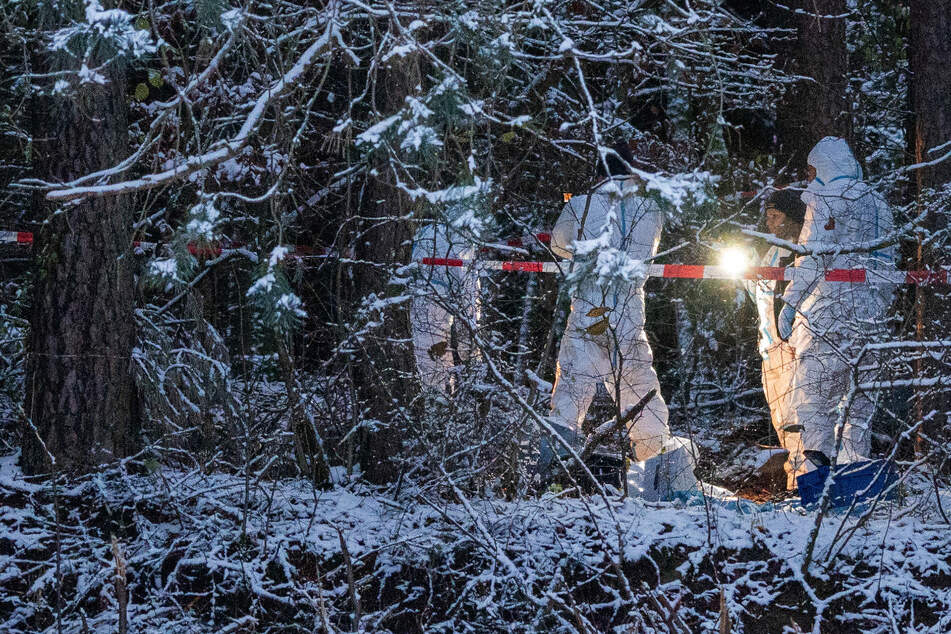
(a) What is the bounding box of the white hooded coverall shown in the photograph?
[783,137,896,470]
[549,177,671,462]
[411,224,479,389]
[750,245,805,489]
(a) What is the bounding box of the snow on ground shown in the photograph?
[0,459,949,633]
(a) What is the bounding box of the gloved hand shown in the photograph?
[778,305,796,340]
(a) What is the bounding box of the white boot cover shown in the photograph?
[626,436,699,501]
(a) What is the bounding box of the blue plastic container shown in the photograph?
[797,459,898,508]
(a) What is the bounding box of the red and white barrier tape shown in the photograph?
[420,258,948,286]
[5,230,945,285]
[480,232,552,250]
[0,231,33,245]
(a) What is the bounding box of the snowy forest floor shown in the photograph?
[1,453,950,633]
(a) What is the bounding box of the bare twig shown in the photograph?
[111,536,128,634]
[45,5,354,203]
[581,388,656,461]
[336,527,362,629]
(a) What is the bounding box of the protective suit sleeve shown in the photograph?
[870,193,897,269]
[782,192,834,311]
[778,304,795,340]
[550,198,584,259]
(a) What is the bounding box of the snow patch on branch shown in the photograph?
[50,0,161,60]
[246,272,276,296]
[219,8,243,31]
[401,176,493,205]
[268,245,291,268]
[149,257,182,284]
[356,114,401,146]
[636,169,718,212]
[184,200,221,241]
[77,63,107,85]
[275,293,306,318]
[594,249,647,286]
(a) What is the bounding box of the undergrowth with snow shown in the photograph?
[1,456,949,633]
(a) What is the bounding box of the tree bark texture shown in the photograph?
[349,50,421,484]
[350,208,417,484]
[22,66,137,475]
[773,0,850,176]
[909,0,951,191]
[909,0,951,451]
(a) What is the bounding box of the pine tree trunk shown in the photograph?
[909,0,951,191]
[22,66,137,475]
[773,0,850,175]
[349,50,421,484]
[351,210,417,484]
[909,0,951,451]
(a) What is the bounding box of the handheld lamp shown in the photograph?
[719,246,750,278]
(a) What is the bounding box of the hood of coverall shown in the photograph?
[806,137,863,186]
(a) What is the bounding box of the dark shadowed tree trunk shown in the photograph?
[349,48,421,484]
[909,0,951,451]
[350,203,417,484]
[773,0,850,176]
[22,63,137,475]
[909,0,951,191]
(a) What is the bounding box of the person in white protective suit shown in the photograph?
[746,189,807,489]
[778,137,896,475]
[411,222,479,390]
[543,142,696,495]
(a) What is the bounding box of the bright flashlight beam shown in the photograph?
[719,247,750,277]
